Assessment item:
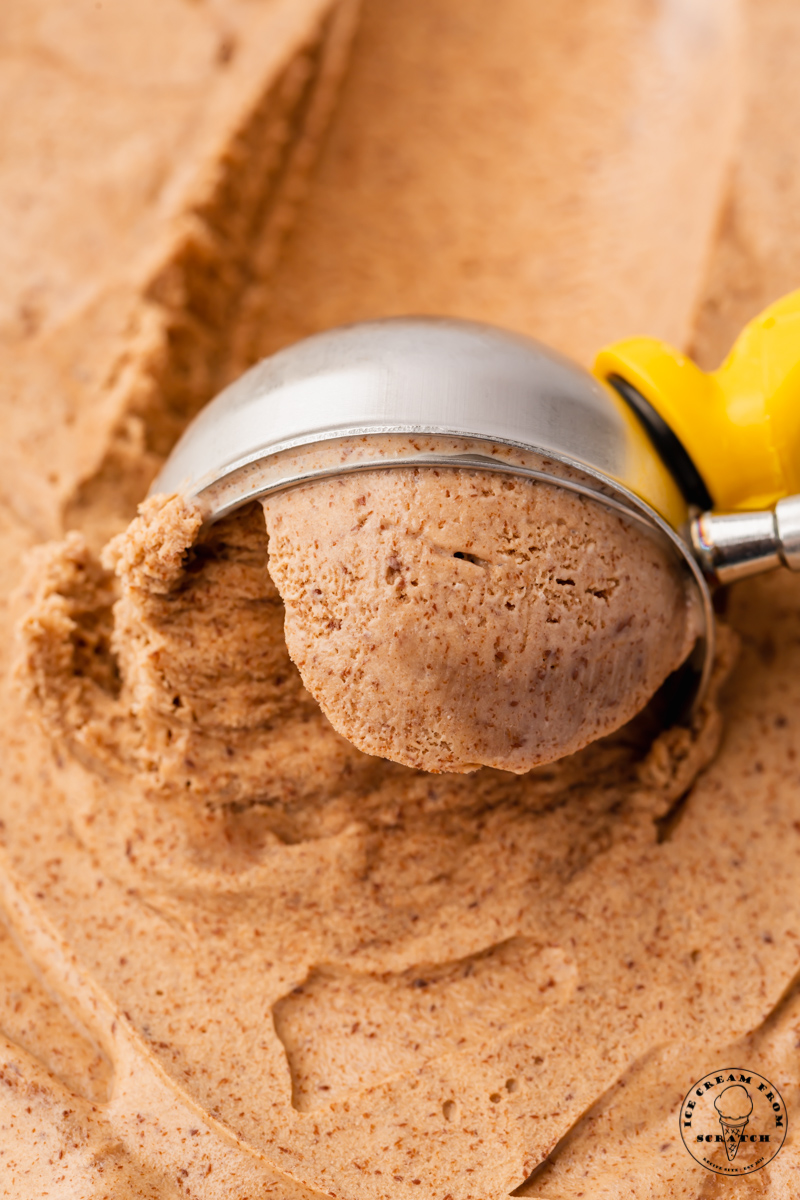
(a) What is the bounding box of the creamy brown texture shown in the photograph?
[19,494,382,816]
[12,483,737,1199]
[255,0,741,365]
[264,469,699,772]
[0,0,358,545]
[4,0,800,1198]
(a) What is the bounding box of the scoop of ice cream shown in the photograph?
[715,1085,753,1121]
[262,467,701,773]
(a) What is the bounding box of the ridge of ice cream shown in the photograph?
[0,0,357,545]
[263,466,702,773]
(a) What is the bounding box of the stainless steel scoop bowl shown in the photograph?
[153,317,715,707]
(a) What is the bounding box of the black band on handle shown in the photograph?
[606,373,713,511]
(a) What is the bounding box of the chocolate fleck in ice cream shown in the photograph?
[5,0,800,1198]
[263,468,701,772]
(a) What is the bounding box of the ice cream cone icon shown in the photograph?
[715,1085,753,1161]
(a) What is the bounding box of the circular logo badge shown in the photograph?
[680,1067,787,1175]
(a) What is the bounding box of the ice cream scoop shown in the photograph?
[262,466,701,772]
[153,290,800,769]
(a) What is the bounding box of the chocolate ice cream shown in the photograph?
[6,0,800,1198]
[264,468,701,772]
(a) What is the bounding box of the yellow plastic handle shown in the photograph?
[593,289,800,512]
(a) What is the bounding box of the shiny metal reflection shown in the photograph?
[153,317,715,711]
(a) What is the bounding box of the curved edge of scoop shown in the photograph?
[152,317,687,529]
[150,317,714,713]
[183,435,717,717]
